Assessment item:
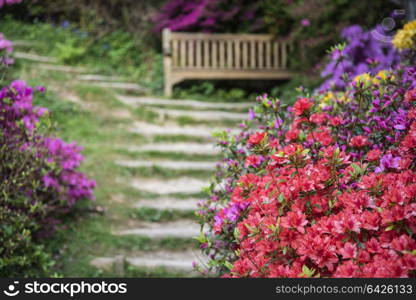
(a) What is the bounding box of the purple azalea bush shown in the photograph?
[1,80,96,231]
[320,25,402,91]
[0,78,96,276]
[153,0,263,33]
[1,0,95,274]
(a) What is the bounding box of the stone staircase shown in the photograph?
[13,47,251,277]
[89,94,247,276]
[13,45,147,93]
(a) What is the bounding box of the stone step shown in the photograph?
[76,74,124,82]
[151,107,247,121]
[14,51,58,63]
[130,177,207,195]
[134,197,200,211]
[90,256,125,274]
[113,220,200,238]
[117,95,252,110]
[116,160,216,170]
[121,143,220,155]
[130,121,222,138]
[84,81,148,93]
[11,40,34,48]
[126,250,203,272]
[36,63,86,74]
[90,250,207,273]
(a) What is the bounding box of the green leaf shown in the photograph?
[265,181,271,190]
[194,233,207,243]
[224,261,234,270]
[298,130,306,140]
[300,265,316,277]
[301,149,310,156]
[351,163,361,173]
[233,228,241,240]
[327,42,346,54]
[244,223,254,232]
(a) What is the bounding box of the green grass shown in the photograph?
[132,107,160,123]
[120,166,213,180]
[17,63,73,82]
[139,102,250,113]
[174,115,238,127]
[124,265,193,278]
[73,84,124,109]
[5,20,225,276]
[1,17,163,92]
[130,207,196,222]
[153,135,210,144]
[48,218,198,277]
[120,186,208,201]
[17,81,158,275]
[105,236,198,253]
[17,71,209,277]
[115,149,219,162]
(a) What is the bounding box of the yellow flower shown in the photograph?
[376,70,387,80]
[339,95,350,103]
[318,92,333,108]
[393,20,416,50]
[372,70,390,85]
[354,73,371,85]
[404,20,416,31]
[323,92,334,103]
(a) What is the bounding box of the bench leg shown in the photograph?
[164,80,173,97]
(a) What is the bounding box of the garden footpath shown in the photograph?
[13,43,250,277]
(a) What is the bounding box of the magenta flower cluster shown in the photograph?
[153,0,263,33]
[40,137,96,206]
[1,80,96,230]
[0,0,22,7]
[0,33,14,66]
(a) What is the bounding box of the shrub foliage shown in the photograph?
[0,26,95,275]
[197,22,416,278]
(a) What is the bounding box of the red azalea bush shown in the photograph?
[197,62,416,277]
[228,121,416,277]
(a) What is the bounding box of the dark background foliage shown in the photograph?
[262,0,400,70]
[2,0,401,71]
[0,0,414,278]
[2,0,164,44]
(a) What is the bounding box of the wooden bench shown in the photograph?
[162,28,294,97]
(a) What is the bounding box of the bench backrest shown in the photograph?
[163,29,291,70]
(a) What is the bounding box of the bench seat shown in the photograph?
[162,29,293,96]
